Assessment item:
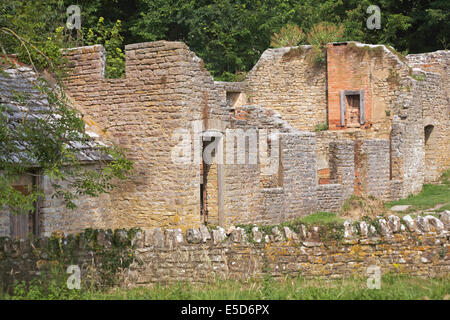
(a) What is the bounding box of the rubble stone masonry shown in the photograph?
[1,212,449,287]
[245,46,327,131]
[0,41,448,238]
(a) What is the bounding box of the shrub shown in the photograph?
[314,122,328,132]
[85,18,125,79]
[307,22,344,65]
[270,24,306,48]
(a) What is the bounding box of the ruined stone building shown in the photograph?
[0,41,449,238]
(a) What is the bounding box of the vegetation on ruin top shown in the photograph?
[1,0,448,81]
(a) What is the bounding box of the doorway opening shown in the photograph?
[346,94,361,127]
[9,173,40,240]
[200,135,217,225]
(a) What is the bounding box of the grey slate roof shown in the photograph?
[0,65,111,165]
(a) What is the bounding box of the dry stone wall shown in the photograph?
[127,214,449,283]
[281,133,318,220]
[1,212,448,288]
[355,139,391,200]
[316,184,344,212]
[329,140,355,200]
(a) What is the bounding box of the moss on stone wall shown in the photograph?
[0,228,141,292]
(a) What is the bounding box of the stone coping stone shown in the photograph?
[390,205,411,212]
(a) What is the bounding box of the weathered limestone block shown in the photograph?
[344,220,353,239]
[173,229,184,245]
[359,221,369,237]
[388,215,401,233]
[368,224,377,237]
[143,229,152,247]
[231,227,246,243]
[307,226,321,241]
[271,227,283,242]
[424,215,444,233]
[402,215,416,232]
[199,225,212,243]
[144,228,165,247]
[131,230,144,249]
[283,227,299,242]
[212,227,227,244]
[164,229,184,248]
[415,216,430,233]
[186,228,202,244]
[440,211,450,229]
[226,226,236,235]
[252,227,263,243]
[303,241,322,247]
[298,224,307,239]
[379,218,392,237]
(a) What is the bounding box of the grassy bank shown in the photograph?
[385,170,450,214]
[2,274,448,300]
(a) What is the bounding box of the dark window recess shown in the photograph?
[200,137,216,224]
[424,125,434,145]
[226,92,241,108]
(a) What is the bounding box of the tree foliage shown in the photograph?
[85,18,126,78]
[1,0,448,80]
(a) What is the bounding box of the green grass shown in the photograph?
[435,203,450,212]
[385,170,450,213]
[2,274,448,300]
[314,122,329,132]
[293,211,343,225]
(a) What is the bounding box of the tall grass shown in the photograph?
[2,274,448,300]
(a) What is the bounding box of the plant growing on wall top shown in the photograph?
[270,24,306,48]
[272,22,345,66]
[85,18,126,79]
[307,22,344,65]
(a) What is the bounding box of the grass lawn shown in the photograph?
[2,274,448,300]
[293,211,343,225]
[385,170,450,214]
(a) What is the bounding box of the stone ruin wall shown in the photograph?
[405,51,450,183]
[58,41,229,234]
[58,42,363,232]
[0,41,448,238]
[244,42,448,200]
[244,46,327,132]
[390,51,449,194]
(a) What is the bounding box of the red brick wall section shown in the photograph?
[327,43,373,130]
